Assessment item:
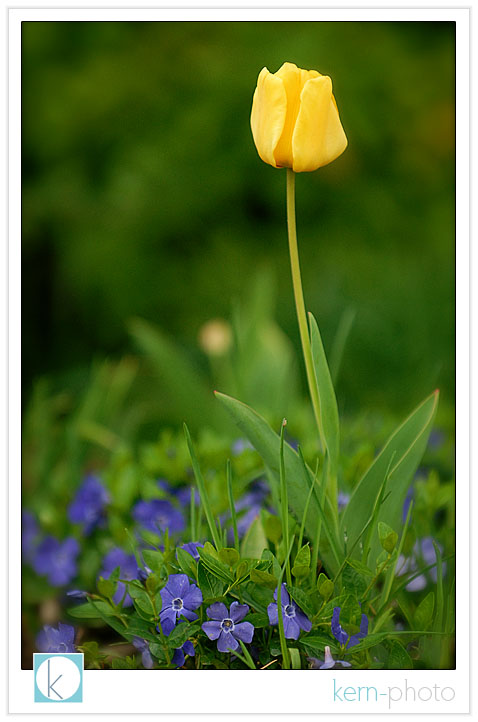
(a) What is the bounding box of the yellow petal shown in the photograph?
[292,75,348,172]
[250,68,287,168]
[273,63,320,168]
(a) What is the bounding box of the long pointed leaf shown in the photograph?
[215,391,341,574]
[341,390,439,567]
[308,312,340,478]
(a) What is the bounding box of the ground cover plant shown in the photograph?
[21,56,455,671]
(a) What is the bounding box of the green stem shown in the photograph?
[286,168,325,452]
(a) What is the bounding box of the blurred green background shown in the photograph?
[22,21,455,421]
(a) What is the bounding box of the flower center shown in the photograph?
[172,597,183,611]
[221,618,234,633]
[58,642,67,652]
[284,604,295,618]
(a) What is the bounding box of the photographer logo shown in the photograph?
[33,653,83,703]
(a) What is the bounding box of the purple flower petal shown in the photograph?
[274,583,290,605]
[283,616,301,640]
[178,607,199,623]
[295,607,312,632]
[229,601,249,623]
[232,622,254,644]
[183,640,195,657]
[181,584,203,611]
[267,602,279,626]
[217,631,238,653]
[347,614,369,648]
[331,607,349,645]
[159,607,178,636]
[166,574,190,599]
[172,647,185,667]
[202,620,222,640]
[206,602,229,621]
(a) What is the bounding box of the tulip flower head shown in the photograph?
[250,61,347,172]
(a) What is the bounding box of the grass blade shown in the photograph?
[184,423,222,550]
[226,459,240,552]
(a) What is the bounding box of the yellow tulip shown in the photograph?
[250,61,347,172]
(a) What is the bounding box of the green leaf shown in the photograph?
[414,592,435,631]
[250,569,277,589]
[387,639,414,669]
[299,634,339,655]
[317,574,334,600]
[197,546,234,583]
[215,391,341,574]
[142,549,165,574]
[235,560,250,581]
[67,601,114,619]
[128,585,156,618]
[288,586,316,618]
[167,621,199,649]
[341,390,439,567]
[342,562,367,597]
[292,543,310,578]
[293,543,310,569]
[289,648,302,669]
[308,313,340,476]
[243,612,270,628]
[378,522,398,554]
[197,561,225,601]
[264,515,282,545]
[176,547,198,580]
[97,576,117,599]
[240,516,268,559]
[345,559,374,578]
[218,547,240,567]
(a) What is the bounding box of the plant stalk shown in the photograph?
[286,168,325,453]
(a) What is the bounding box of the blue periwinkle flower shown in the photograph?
[22,510,40,563]
[99,547,139,606]
[172,640,195,667]
[202,601,254,653]
[33,536,80,587]
[179,542,204,561]
[267,583,312,640]
[68,474,109,534]
[308,645,352,669]
[331,607,369,649]
[132,637,154,669]
[159,574,203,635]
[36,623,76,653]
[132,499,185,535]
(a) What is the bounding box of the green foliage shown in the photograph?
[341,390,439,568]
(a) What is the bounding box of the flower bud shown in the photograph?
[250,61,347,172]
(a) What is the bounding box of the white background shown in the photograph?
[3,2,473,719]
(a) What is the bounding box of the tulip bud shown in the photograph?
[250,61,347,172]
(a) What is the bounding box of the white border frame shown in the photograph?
[8,5,470,715]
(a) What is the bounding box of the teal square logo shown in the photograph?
[33,653,83,703]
